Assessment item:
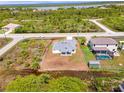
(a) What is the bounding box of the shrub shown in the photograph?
[94,77,120,92]
[78,37,86,45]
[31,62,40,70]
[5,74,51,92]
[48,76,88,92]
[24,63,30,67]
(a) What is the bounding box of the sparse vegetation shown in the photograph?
[5,74,51,92]
[0,38,12,48]
[48,76,88,92]
[101,17,124,32]
[0,39,50,70]
[5,75,88,92]
[1,3,124,92]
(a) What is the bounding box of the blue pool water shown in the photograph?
[96,55,112,60]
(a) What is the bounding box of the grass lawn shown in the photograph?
[91,36,124,72]
[77,37,95,64]
[81,46,95,64]
[101,51,124,72]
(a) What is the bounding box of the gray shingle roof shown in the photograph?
[53,39,77,54]
[90,38,118,45]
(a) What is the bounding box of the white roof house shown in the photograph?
[2,23,21,31]
[52,39,77,56]
[89,38,118,53]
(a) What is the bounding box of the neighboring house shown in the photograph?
[52,37,77,56]
[89,38,118,58]
[119,41,124,50]
[2,23,21,31]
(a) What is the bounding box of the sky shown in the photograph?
[0,1,95,5]
[0,0,123,5]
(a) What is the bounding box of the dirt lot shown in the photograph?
[39,39,89,71]
[0,38,12,48]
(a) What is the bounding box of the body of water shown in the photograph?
[31,5,105,10]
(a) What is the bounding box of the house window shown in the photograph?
[107,44,108,47]
[116,44,117,46]
[94,44,95,46]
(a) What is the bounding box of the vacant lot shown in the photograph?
[39,39,89,71]
[0,38,12,48]
[0,39,51,70]
[101,17,124,32]
[1,19,102,33]
[0,39,51,90]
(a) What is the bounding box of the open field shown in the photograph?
[1,5,124,21]
[0,39,51,90]
[0,39,51,70]
[0,19,103,33]
[39,38,89,71]
[0,38,12,48]
[101,17,124,32]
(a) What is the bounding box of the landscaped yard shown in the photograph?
[81,46,95,64]
[91,37,123,72]
[100,51,124,72]
[77,37,95,64]
[101,17,124,32]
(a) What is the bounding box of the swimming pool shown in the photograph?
[96,54,112,60]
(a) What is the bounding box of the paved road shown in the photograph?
[0,37,24,57]
[0,19,124,57]
[4,29,13,35]
[90,19,116,34]
[0,32,124,39]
